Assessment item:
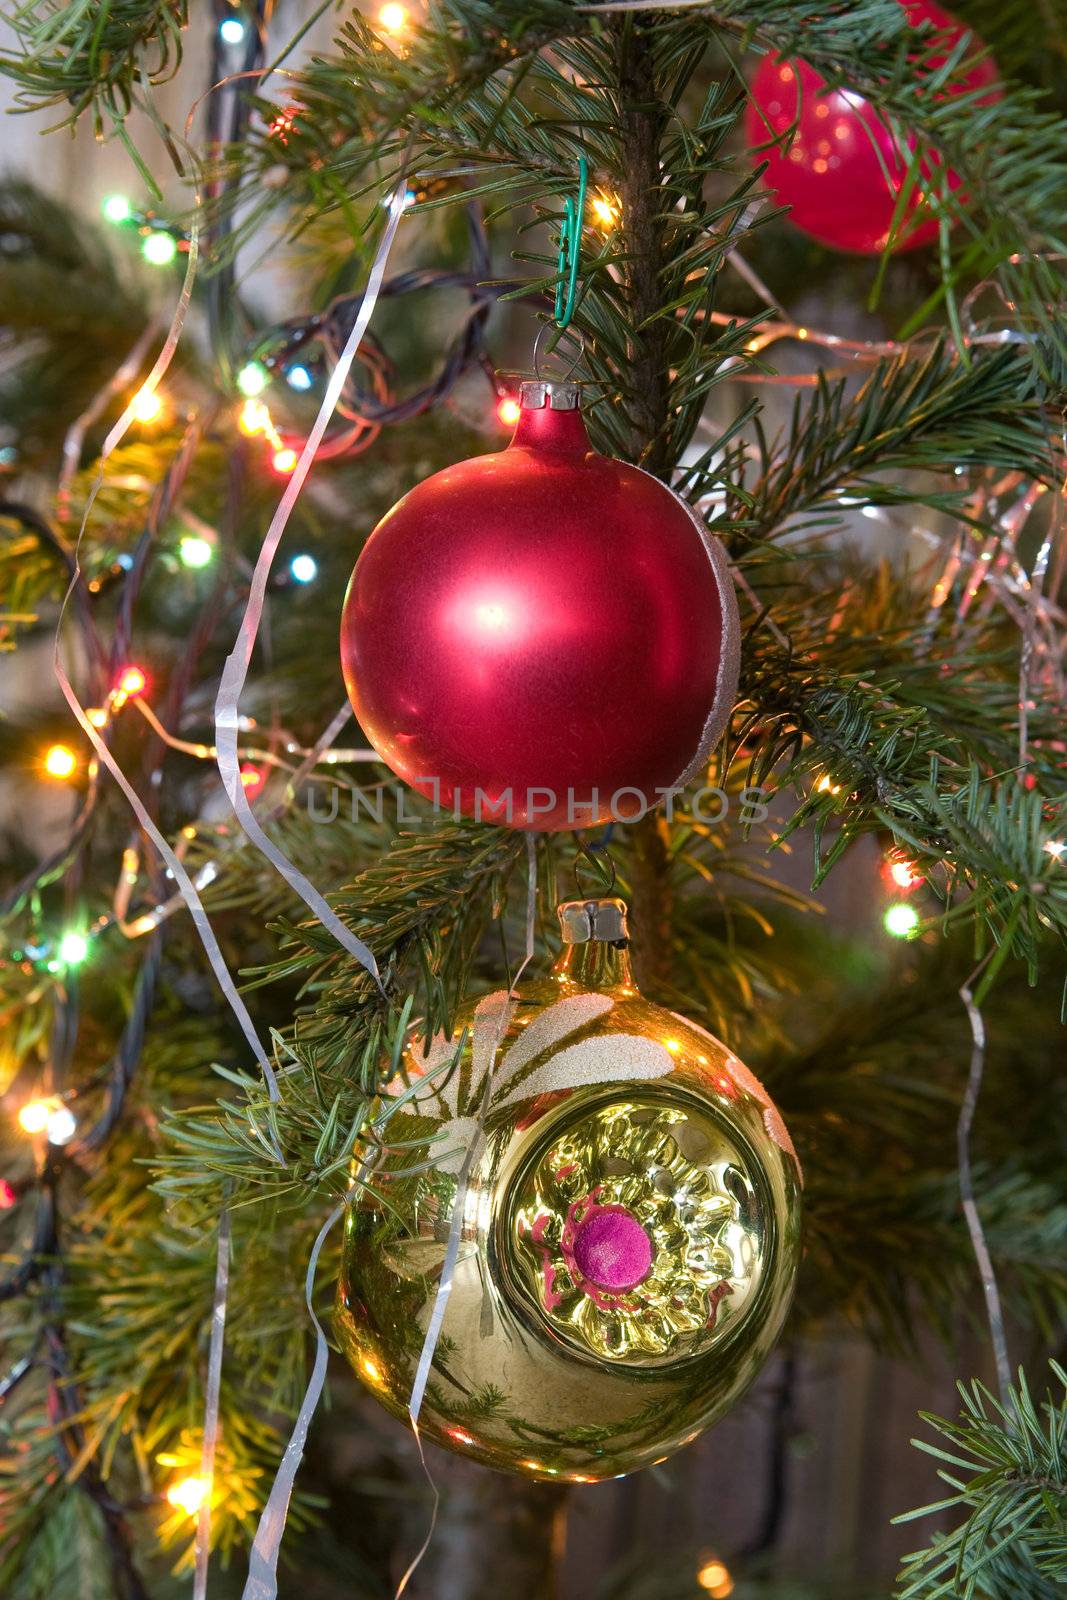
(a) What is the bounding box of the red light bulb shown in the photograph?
[239,762,266,798]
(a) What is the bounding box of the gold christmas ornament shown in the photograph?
[336,898,802,1482]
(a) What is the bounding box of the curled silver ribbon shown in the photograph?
[397,833,539,1598]
[241,1201,346,1600]
[194,1209,232,1600]
[958,984,1013,1402]
[49,133,291,1135]
[51,660,284,1119]
[213,188,412,994]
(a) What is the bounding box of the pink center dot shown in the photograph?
[572,1205,653,1292]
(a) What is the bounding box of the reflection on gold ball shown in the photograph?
[336,899,801,1482]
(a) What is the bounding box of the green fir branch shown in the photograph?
[895,1364,1067,1599]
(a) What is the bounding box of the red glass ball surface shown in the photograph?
[340,399,739,830]
[746,0,999,255]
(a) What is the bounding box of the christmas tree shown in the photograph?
[1,2,1066,1597]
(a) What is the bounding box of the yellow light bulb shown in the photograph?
[591,192,620,229]
[166,1475,210,1517]
[86,707,109,729]
[132,386,163,424]
[18,1099,54,1135]
[238,397,270,437]
[378,2,408,33]
[697,1558,734,1597]
[43,743,77,779]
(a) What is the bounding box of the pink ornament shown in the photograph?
[340,382,740,830]
[745,0,999,254]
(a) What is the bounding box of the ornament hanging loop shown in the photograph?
[572,835,617,897]
[532,321,586,384]
[552,154,588,330]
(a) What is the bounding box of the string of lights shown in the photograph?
[3,5,1065,1567]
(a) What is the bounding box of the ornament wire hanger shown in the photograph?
[553,153,588,329]
[527,152,590,385]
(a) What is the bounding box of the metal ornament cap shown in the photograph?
[518,378,580,411]
[557,897,628,945]
[340,392,740,828]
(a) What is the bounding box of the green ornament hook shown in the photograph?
[553,155,588,330]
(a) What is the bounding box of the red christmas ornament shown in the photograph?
[746,0,999,255]
[340,381,740,830]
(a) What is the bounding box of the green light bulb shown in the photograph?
[102,194,133,224]
[57,931,89,966]
[142,232,178,266]
[236,361,269,397]
[179,534,214,569]
[883,903,919,939]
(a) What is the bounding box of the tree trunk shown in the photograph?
[427,25,673,1598]
[618,19,676,995]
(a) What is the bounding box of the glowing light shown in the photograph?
[131,386,163,424]
[86,707,109,729]
[887,858,922,890]
[57,931,89,966]
[697,1558,734,1598]
[591,192,620,229]
[219,16,246,43]
[237,360,269,397]
[447,1427,475,1446]
[884,902,919,939]
[166,1476,209,1517]
[664,1037,682,1054]
[1044,839,1065,859]
[272,446,298,475]
[116,665,147,699]
[0,1180,16,1209]
[102,194,133,224]
[816,773,842,796]
[18,1100,52,1135]
[238,397,270,436]
[378,2,408,33]
[142,231,178,266]
[497,396,521,427]
[239,762,266,798]
[289,553,318,584]
[360,1355,382,1384]
[286,364,314,391]
[43,743,77,780]
[179,534,213,569]
[475,602,509,631]
[46,1106,77,1145]
[268,109,296,142]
